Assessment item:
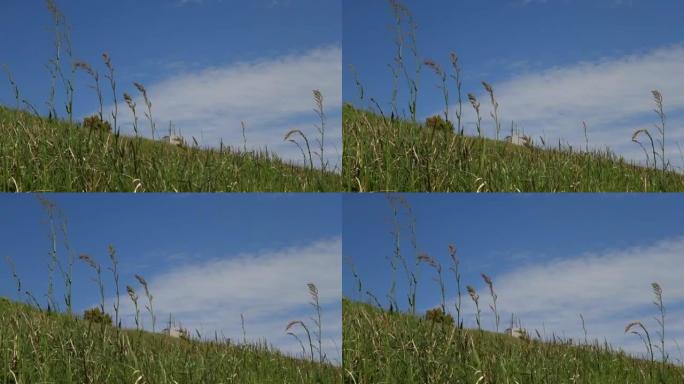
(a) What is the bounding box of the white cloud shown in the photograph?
[455,237,684,361]
[454,44,684,169]
[108,46,341,169]
[109,237,342,362]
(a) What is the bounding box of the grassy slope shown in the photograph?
[343,299,684,384]
[343,105,684,192]
[0,297,340,383]
[0,106,341,192]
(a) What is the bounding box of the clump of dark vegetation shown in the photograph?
[425,307,454,326]
[82,114,112,132]
[425,115,454,134]
[83,307,112,325]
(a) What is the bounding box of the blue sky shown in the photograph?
[0,0,341,168]
[344,0,684,169]
[343,193,684,362]
[0,193,342,362]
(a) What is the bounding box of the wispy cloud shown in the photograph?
[109,237,342,362]
[453,44,684,168]
[108,46,341,168]
[454,237,684,361]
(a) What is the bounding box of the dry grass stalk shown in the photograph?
[482,82,501,140]
[102,53,119,134]
[481,273,499,332]
[284,129,314,170]
[468,93,482,137]
[134,82,155,139]
[448,244,462,328]
[308,282,325,363]
[75,61,104,122]
[123,92,139,136]
[126,285,140,330]
[467,285,481,330]
[313,90,327,171]
[286,320,314,362]
[135,274,156,333]
[79,254,105,314]
[449,52,464,135]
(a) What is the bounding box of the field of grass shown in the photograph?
[344,0,684,192]
[343,195,684,383]
[343,299,684,383]
[0,106,341,192]
[343,105,684,192]
[1,1,340,192]
[0,296,340,384]
[0,196,341,383]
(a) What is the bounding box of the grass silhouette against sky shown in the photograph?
[0,193,342,362]
[344,0,684,168]
[343,193,684,362]
[1,0,341,168]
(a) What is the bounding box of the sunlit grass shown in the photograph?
[0,106,341,192]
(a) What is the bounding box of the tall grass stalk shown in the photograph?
[425,60,449,123]
[74,61,103,121]
[652,282,667,363]
[134,82,155,139]
[468,93,482,137]
[448,244,462,328]
[57,207,75,315]
[418,253,446,314]
[286,320,314,362]
[102,53,118,133]
[389,0,421,122]
[386,194,418,314]
[482,82,501,140]
[625,321,654,364]
[38,195,60,311]
[387,197,401,310]
[467,285,481,331]
[2,65,21,109]
[481,273,499,332]
[127,285,140,330]
[241,313,247,344]
[313,90,327,171]
[308,283,324,364]
[123,92,139,136]
[135,274,156,333]
[449,52,464,135]
[284,129,314,170]
[632,128,657,169]
[46,0,75,122]
[108,245,121,327]
[4,256,22,298]
[652,90,667,172]
[79,254,105,314]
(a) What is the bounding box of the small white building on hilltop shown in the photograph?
[505,134,533,147]
[160,135,185,147]
[505,327,528,339]
[162,326,189,339]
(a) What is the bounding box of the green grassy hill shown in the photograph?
[343,299,684,384]
[0,106,341,192]
[343,105,684,192]
[0,296,340,383]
